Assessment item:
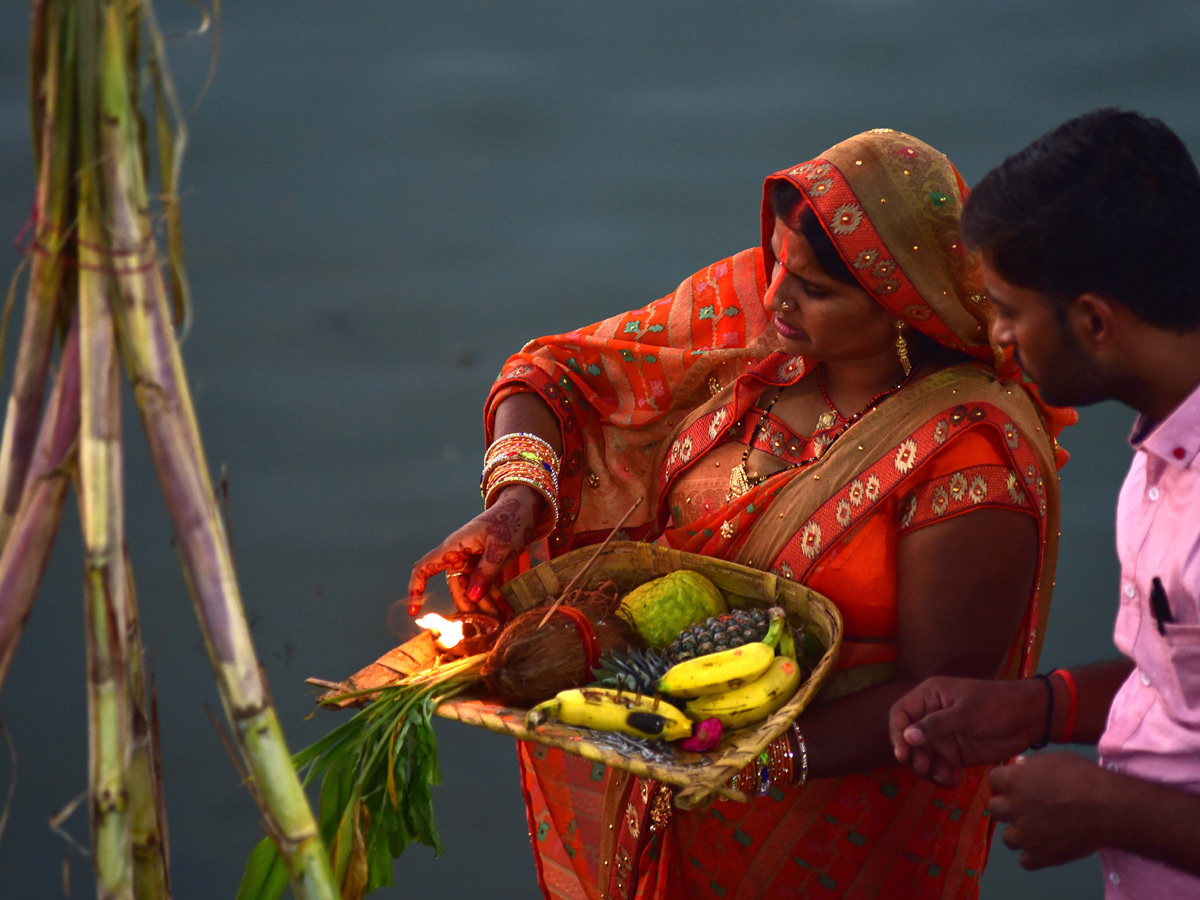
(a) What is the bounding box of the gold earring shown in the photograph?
[895,321,912,376]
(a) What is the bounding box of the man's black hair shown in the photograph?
[961,108,1200,332]
[770,180,857,285]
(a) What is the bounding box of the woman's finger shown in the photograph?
[487,585,515,621]
[409,547,446,600]
[446,570,476,613]
[476,595,501,617]
[409,525,489,612]
[468,543,513,603]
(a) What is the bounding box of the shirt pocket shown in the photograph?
[1159,622,1200,725]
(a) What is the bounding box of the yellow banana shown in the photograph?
[658,613,786,699]
[658,642,776,699]
[526,686,693,741]
[683,655,802,730]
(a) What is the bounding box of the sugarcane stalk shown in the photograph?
[0,318,80,690]
[77,0,136,892]
[122,559,171,900]
[78,222,135,900]
[0,0,75,551]
[94,2,336,896]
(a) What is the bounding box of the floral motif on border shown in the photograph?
[898,464,1030,533]
[771,402,1047,594]
[776,162,966,353]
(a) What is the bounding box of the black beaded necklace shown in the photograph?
[725,364,913,501]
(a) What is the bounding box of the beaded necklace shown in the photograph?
[726,364,913,501]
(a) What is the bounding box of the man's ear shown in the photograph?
[1068,292,1122,354]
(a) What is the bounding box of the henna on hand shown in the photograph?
[408,487,541,615]
[481,495,523,565]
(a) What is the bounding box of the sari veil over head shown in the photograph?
[486,129,1074,900]
[763,129,994,360]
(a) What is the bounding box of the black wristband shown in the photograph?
[1030,673,1054,750]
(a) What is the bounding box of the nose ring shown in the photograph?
[780,301,791,311]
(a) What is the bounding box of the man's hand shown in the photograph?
[989,753,1111,869]
[888,676,1047,787]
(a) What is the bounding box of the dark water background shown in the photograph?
[2,2,1200,897]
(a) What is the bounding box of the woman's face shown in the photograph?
[766,216,896,362]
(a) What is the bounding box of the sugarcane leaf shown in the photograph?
[234,836,289,900]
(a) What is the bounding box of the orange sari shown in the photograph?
[484,131,1074,900]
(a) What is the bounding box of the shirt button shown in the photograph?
[1148,486,1160,501]
[1109,871,1121,886]
[1124,583,1136,598]
[1174,447,1186,460]
[1140,671,1151,686]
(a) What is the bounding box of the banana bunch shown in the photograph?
[526,686,693,741]
[657,612,786,699]
[683,620,802,730]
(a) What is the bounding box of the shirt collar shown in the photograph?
[1129,378,1200,468]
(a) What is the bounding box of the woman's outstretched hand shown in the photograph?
[408,485,544,618]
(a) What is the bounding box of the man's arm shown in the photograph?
[1043,659,1136,744]
[888,660,1134,787]
[990,752,1200,876]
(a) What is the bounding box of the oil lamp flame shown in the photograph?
[415,613,464,650]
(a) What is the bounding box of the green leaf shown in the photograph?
[329,789,364,890]
[235,836,289,900]
[293,712,366,773]
[365,812,396,892]
[317,759,354,847]
[243,669,472,896]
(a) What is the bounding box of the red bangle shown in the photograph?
[1051,668,1078,743]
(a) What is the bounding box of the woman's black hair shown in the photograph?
[962,108,1200,332]
[770,180,857,285]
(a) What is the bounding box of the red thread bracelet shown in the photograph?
[1051,668,1078,743]
[554,605,601,671]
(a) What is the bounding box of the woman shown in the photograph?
[411,129,1075,899]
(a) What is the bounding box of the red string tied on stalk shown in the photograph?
[552,604,601,671]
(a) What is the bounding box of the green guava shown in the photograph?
[617,570,728,648]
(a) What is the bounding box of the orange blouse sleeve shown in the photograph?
[896,427,1038,536]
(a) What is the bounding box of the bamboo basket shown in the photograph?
[434,541,842,809]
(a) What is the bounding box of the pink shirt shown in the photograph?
[1098,379,1200,899]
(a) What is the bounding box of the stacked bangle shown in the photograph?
[731,722,808,796]
[481,433,561,540]
[482,433,560,487]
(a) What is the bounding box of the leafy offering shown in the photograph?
[237,655,483,900]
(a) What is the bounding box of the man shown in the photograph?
[888,108,1200,897]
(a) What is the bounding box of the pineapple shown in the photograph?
[667,607,772,661]
[591,646,673,694]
